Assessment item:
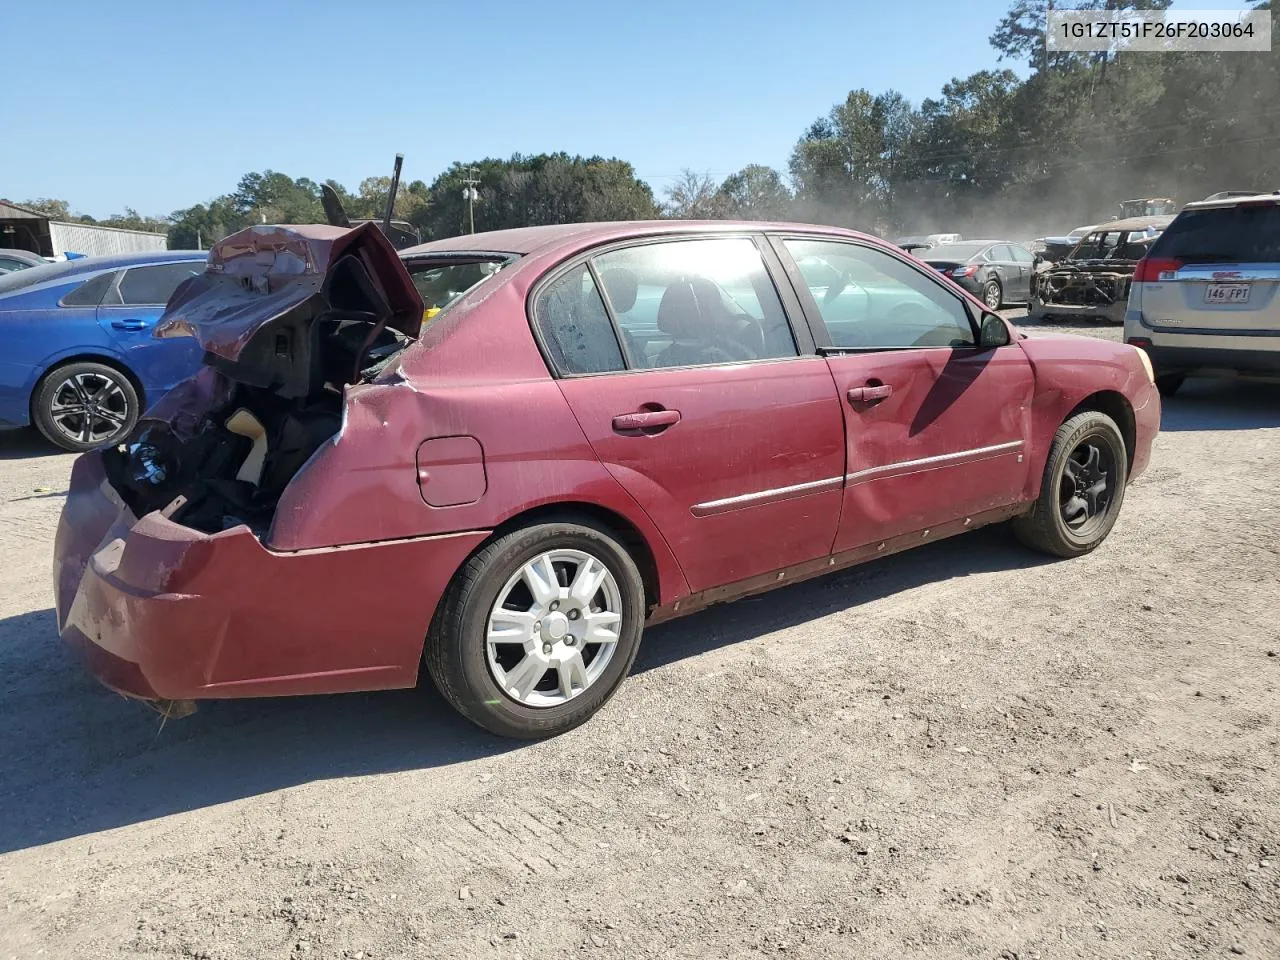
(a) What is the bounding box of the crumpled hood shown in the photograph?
[155,222,423,362]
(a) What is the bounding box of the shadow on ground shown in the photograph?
[0,427,63,461]
[1161,379,1280,432]
[0,526,1048,855]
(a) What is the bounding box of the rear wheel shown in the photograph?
[32,361,139,452]
[1012,411,1128,558]
[982,279,1003,310]
[424,521,646,739]
[1155,373,1185,397]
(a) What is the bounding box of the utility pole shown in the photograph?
[462,166,480,234]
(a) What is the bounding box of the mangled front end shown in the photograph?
[53,224,487,703]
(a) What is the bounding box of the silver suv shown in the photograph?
[1125,193,1280,396]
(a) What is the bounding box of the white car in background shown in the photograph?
[1125,192,1280,395]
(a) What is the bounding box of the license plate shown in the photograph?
[1205,283,1251,304]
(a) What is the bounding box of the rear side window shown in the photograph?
[115,261,204,305]
[534,264,625,375]
[1151,204,1280,262]
[591,237,797,370]
[61,271,115,307]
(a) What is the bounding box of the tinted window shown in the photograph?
[591,237,796,370]
[783,239,975,350]
[1150,204,1280,262]
[1009,244,1034,263]
[117,261,204,305]
[534,264,625,375]
[61,271,115,307]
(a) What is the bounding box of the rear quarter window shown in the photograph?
[1151,205,1280,262]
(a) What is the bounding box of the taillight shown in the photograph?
[1133,257,1182,283]
[1127,337,1153,350]
[952,265,979,278]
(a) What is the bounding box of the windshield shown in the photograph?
[1149,204,1280,263]
[0,258,89,295]
[406,258,512,323]
[924,243,987,260]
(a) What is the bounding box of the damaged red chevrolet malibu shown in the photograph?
[53,220,1161,738]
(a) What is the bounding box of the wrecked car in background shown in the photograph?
[55,220,1160,739]
[1028,216,1173,324]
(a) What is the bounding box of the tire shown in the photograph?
[1155,373,1185,398]
[424,520,646,739]
[981,278,1003,310]
[1012,411,1128,559]
[32,361,139,453]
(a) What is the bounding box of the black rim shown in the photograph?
[1059,437,1116,537]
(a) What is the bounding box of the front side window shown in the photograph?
[783,239,976,350]
[1009,244,1034,264]
[591,237,797,370]
[115,261,204,305]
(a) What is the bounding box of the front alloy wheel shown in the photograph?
[425,521,646,739]
[1012,410,1128,558]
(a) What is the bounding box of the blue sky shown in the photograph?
[1,0,1256,218]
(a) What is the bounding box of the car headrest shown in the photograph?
[599,267,638,313]
[656,280,700,338]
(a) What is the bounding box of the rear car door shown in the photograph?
[1008,244,1035,300]
[97,261,205,394]
[773,236,1035,553]
[536,235,847,592]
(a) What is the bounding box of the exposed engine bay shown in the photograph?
[100,223,423,539]
[1029,218,1169,320]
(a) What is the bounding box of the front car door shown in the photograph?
[535,235,847,592]
[97,260,205,396]
[771,236,1035,554]
[1008,244,1036,300]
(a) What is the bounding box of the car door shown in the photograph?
[536,235,847,593]
[96,260,205,394]
[985,244,1018,300]
[772,236,1035,554]
[1008,244,1035,299]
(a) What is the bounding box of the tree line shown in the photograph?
[16,1,1276,248]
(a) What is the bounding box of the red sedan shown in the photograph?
[54,220,1160,738]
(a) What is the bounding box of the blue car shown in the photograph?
[0,250,209,451]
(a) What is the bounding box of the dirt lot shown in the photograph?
[2,313,1278,959]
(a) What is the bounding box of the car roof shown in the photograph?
[1085,216,1174,232]
[1181,191,1280,211]
[401,220,873,257]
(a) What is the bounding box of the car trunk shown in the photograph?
[1135,202,1280,332]
[99,223,424,539]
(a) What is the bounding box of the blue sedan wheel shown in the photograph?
[33,361,139,452]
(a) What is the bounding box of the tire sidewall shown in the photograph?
[1046,416,1128,551]
[444,523,646,738]
[33,362,139,453]
[983,279,1002,309]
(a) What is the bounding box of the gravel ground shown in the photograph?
[2,311,1278,959]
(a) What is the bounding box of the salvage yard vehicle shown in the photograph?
[919,240,1036,309]
[1125,192,1280,396]
[1028,216,1173,324]
[0,250,209,451]
[54,220,1160,739]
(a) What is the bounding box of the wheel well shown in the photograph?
[488,502,662,609]
[30,354,145,418]
[1068,390,1136,470]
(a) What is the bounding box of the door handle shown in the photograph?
[612,409,681,432]
[847,384,893,403]
[110,319,146,331]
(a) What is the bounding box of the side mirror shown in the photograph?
[979,312,1011,349]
